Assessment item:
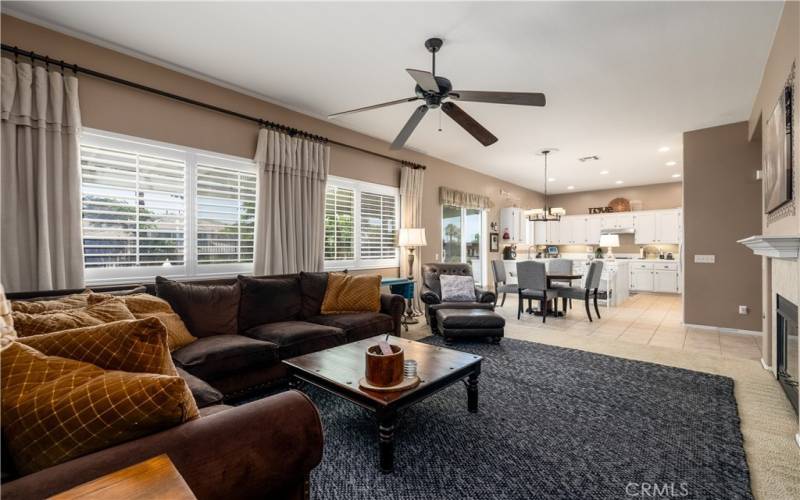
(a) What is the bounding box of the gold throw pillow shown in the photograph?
[89,294,196,351]
[11,298,135,337]
[321,273,382,314]
[1,342,198,475]
[19,317,179,376]
[11,291,90,314]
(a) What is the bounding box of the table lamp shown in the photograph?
[398,228,427,279]
[599,234,620,260]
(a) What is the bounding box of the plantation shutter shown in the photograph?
[360,191,397,260]
[324,185,355,261]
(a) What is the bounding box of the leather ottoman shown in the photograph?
[435,308,505,344]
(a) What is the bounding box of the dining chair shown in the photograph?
[547,258,574,310]
[516,261,558,322]
[556,261,604,322]
[491,259,518,307]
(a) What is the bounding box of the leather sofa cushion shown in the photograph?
[237,275,302,332]
[176,367,224,409]
[435,309,506,329]
[172,335,278,380]
[299,272,329,319]
[308,312,393,342]
[156,277,240,337]
[244,321,345,359]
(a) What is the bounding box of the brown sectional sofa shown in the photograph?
[3,271,406,499]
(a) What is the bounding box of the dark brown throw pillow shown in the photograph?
[299,272,330,319]
[237,275,302,332]
[155,277,239,337]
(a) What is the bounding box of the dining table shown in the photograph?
[527,272,584,317]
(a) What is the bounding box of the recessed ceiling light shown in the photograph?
[658,146,670,153]
[615,180,624,185]
[665,161,677,166]
[599,170,609,175]
[671,173,681,178]
[548,178,556,182]
[567,185,575,190]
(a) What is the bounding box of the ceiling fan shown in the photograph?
[328,37,546,150]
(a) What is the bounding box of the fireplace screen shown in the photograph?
[777,295,798,414]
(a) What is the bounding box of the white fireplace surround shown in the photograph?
[737,235,800,259]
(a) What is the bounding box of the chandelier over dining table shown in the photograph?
[525,149,565,222]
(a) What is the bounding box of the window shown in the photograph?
[324,176,399,270]
[80,130,256,283]
[441,205,487,285]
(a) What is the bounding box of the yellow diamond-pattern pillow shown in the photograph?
[321,273,382,314]
[88,294,197,351]
[1,342,198,475]
[19,317,179,376]
[11,292,90,314]
[11,298,135,337]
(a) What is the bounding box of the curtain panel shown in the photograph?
[439,186,494,210]
[253,128,330,274]
[0,59,84,292]
[400,165,425,313]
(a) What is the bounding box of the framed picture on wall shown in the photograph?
[490,232,500,252]
[764,83,793,213]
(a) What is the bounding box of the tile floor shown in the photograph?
[407,292,763,361]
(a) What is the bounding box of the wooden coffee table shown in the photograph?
[283,335,482,473]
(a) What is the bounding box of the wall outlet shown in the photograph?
[738,305,749,315]
[694,254,716,264]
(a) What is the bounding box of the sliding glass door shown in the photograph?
[442,205,486,285]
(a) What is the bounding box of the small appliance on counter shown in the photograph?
[666,252,674,260]
[546,246,559,258]
[502,244,517,260]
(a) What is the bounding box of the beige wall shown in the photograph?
[0,15,543,276]
[683,122,762,331]
[548,183,683,216]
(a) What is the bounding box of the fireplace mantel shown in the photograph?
[738,235,800,259]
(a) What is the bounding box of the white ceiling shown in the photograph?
[4,1,783,193]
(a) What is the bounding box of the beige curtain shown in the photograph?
[439,186,493,209]
[253,128,330,274]
[0,59,84,292]
[400,165,425,313]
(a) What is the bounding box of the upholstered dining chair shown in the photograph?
[547,258,574,309]
[557,261,604,322]
[516,261,558,323]
[491,259,518,307]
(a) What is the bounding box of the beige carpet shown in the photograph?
[406,294,800,499]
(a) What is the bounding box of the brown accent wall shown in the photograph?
[0,15,543,275]
[683,122,762,330]
[548,182,683,216]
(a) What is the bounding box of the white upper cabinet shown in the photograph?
[500,207,522,242]
[655,210,682,243]
[564,216,588,244]
[601,213,634,230]
[533,220,548,245]
[586,217,602,244]
[634,213,656,244]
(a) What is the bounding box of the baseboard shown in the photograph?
[683,323,762,336]
[760,358,772,371]
[796,433,800,450]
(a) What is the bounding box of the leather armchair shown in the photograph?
[421,263,496,331]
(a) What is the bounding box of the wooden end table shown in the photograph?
[50,455,196,500]
[283,335,482,473]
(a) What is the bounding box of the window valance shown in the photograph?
[439,187,494,209]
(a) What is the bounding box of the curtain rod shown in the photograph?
[0,44,426,170]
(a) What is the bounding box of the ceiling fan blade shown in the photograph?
[406,69,440,93]
[390,105,429,150]
[441,102,498,147]
[328,97,420,118]
[449,91,546,107]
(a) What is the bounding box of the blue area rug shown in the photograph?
[306,337,752,499]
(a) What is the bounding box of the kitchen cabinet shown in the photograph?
[655,210,682,243]
[602,213,634,230]
[566,217,588,244]
[633,213,656,244]
[653,269,679,293]
[586,217,602,244]
[630,268,654,291]
[500,207,523,242]
[533,221,548,245]
[629,261,680,293]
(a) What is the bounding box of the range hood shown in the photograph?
[601,227,635,235]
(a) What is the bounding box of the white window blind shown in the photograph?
[80,130,256,284]
[196,161,256,265]
[324,185,355,261]
[360,191,397,259]
[324,176,399,270]
[81,144,186,269]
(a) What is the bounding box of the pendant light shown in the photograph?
[525,149,565,222]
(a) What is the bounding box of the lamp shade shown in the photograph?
[398,228,427,247]
[599,234,620,248]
